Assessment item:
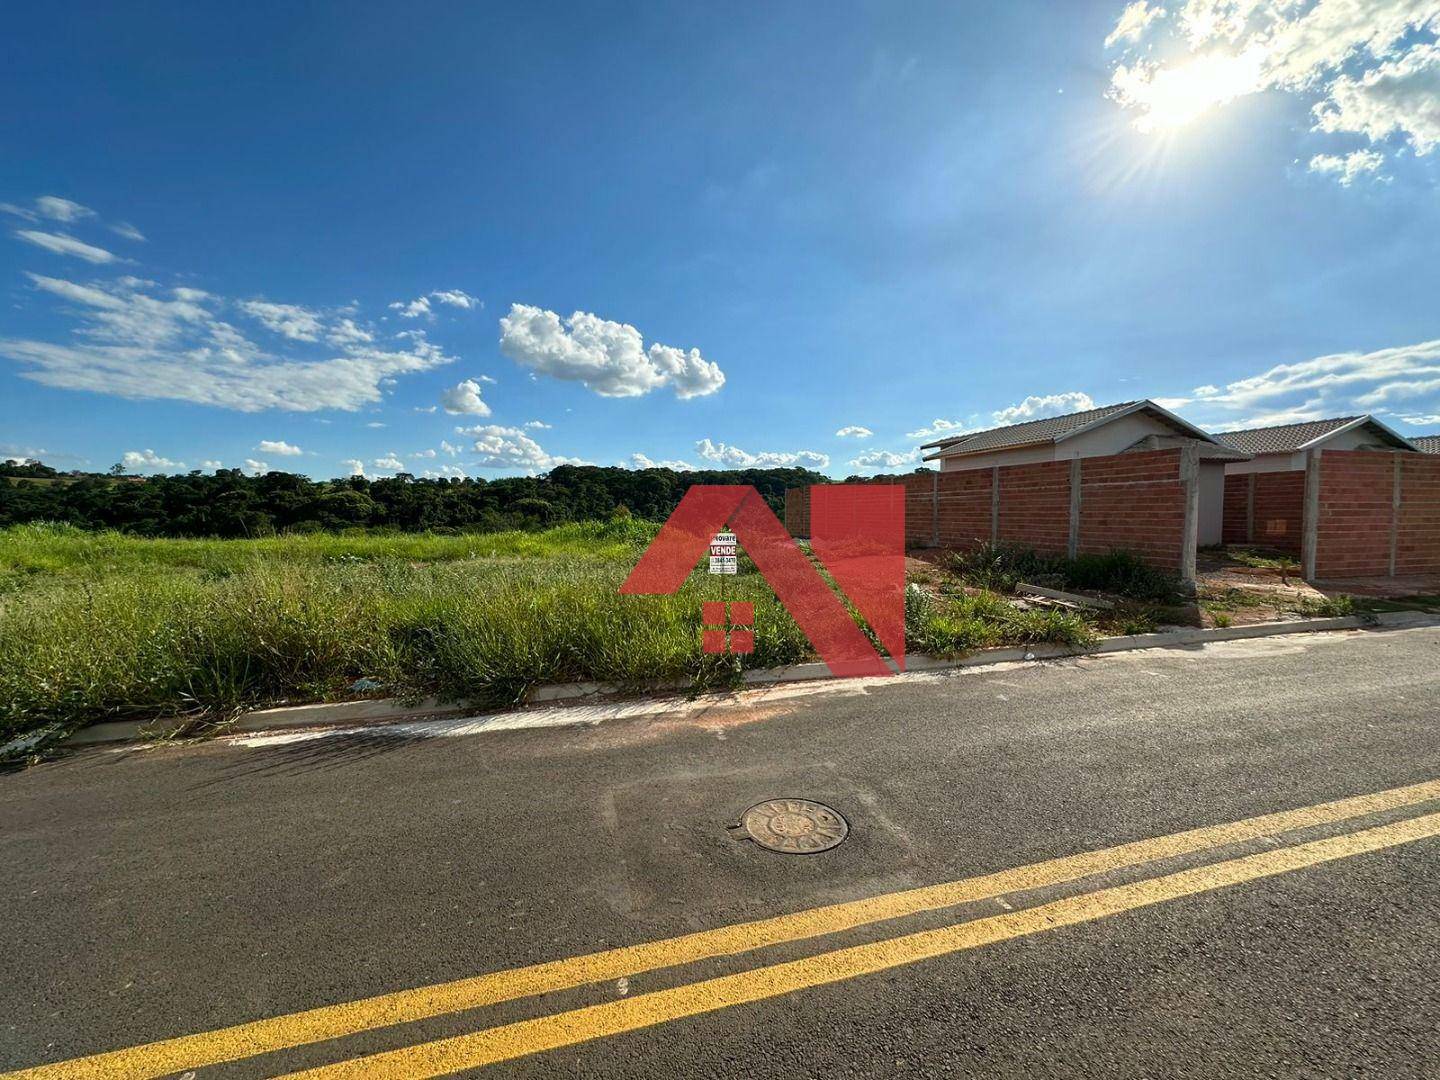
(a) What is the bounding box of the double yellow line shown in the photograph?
[10,779,1440,1079]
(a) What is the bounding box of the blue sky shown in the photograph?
[3,1,1439,478]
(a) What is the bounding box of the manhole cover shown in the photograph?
[738,799,849,854]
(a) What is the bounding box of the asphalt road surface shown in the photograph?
[4,624,1440,1079]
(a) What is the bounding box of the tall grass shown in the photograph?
[1,523,1098,741]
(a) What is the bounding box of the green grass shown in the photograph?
[1219,546,1302,572]
[948,541,1182,602]
[1,522,1098,744]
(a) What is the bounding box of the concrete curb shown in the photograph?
[56,610,1440,747]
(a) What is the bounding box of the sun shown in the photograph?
[1116,48,1264,133]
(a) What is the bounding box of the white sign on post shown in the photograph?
[708,531,738,575]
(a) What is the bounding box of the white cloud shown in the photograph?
[1192,384,1220,397]
[1152,396,1193,410]
[240,300,324,342]
[35,196,95,223]
[694,438,829,469]
[992,391,1095,425]
[1173,338,1440,428]
[122,448,183,472]
[390,289,481,320]
[1316,40,1440,155]
[524,419,551,429]
[430,289,480,310]
[256,439,303,456]
[499,303,726,398]
[1355,376,1440,406]
[835,425,873,438]
[373,453,405,471]
[629,452,694,470]
[849,448,919,471]
[439,378,492,416]
[15,230,118,263]
[440,440,461,457]
[1400,413,1440,425]
[110,222,146,242]
[201,459,222,469]
[456,423,588,472]
[0,202,38,222]
[422,464,470,479]
[1106,1,1440,170]
[411,448,438,459]
[343,458,366,477]
[243,459,269,475]
[327,318,373,347]
[366,421,387,428]
[906,418,977,441]
[1309,148,1386,185]
[1,275,453,412]
[1105,1,1164,48]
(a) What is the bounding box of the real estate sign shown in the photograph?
[708,531,737,575]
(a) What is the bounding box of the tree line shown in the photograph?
[0,460,836,537]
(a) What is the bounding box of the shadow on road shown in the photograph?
[187,726,436,789]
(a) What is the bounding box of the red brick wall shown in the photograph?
[1077,450,1186,567]
[996,460,1072,556]
[900,473,937,547]
[1396,455,1440,575]
[785,449,1191,575]
[934,468,994,552]
[1223,474,1249,544]
[783,487,809,538]
[1312,452,1399,577]
[1253,471,1305,552]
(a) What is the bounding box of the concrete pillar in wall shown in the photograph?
[1301,449,1321,580]
[1179,443,1199,586]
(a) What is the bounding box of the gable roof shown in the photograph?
[921,399,1222,461]
[1414,435,1440,454]
[1212,415,1417,455]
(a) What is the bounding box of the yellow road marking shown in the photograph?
[7,778,1440,1080]
[280,810,1440,1079]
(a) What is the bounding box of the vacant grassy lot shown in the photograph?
[1,522,1101,742]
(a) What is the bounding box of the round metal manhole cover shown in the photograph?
[739,799,849,854]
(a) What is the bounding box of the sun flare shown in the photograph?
[1113,48,1265,133]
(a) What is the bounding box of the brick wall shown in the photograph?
[1220,471,1305,552]
[934,468,994,552]
[1077,451,1187,567]
[783,486,809,538]
[787,448,1192,576]
[1396,455,1440,574]
[1223,474,1249,544]
[1309,450,1440,578]
[996,460,1072,555]
[1253,472,1305,552]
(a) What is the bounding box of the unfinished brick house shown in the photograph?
[783,403,1440,585]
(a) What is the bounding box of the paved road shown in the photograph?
[3,625,1440,1078]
